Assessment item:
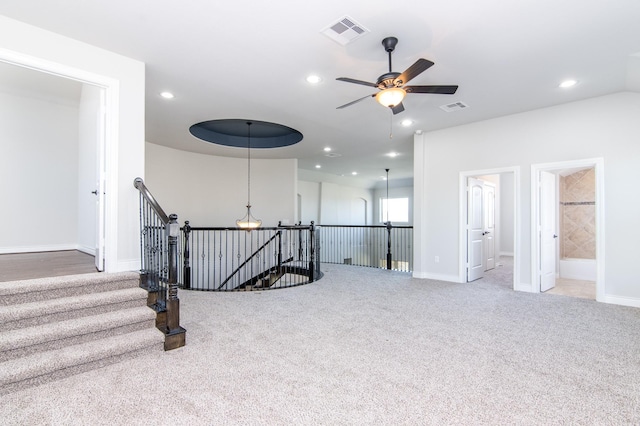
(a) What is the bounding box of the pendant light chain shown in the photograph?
[236,120,261,229]
[247,121,252,207]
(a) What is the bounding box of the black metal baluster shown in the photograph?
[183,221,191,289]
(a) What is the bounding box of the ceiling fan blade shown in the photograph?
[336,77,378,88]
[394,59,434,86]
[405,85,458,94]
[391,102,405,115]
[336,93,377,109]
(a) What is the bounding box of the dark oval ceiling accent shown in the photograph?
[189,119,303,148]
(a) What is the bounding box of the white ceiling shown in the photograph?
[1,0,639,187]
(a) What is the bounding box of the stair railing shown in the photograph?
[217,230,282,290]
[180,222,320,291]
[133,177,186,350]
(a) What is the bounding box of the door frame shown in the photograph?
[459,166,520,289]
[0,48,119,272]
[530,158,605,301]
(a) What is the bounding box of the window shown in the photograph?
[380,197,409,223]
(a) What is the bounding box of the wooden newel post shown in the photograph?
[183,220,191,290]
[386,221,392,270]
[164,213,186,350]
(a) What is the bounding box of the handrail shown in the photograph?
[133,177,185,350]
[218,231,281,290]
[184,225,312,231]
[318,224,413,228]
[134,177,169,224]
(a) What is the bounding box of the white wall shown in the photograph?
[1,16,146,271]
[318,182,373,225]
[145,143,297,227]
[298,180,320,225]
[298,179,373,226]
[0,89,79,252]
[414,92,640,303]
[500,173,515,255]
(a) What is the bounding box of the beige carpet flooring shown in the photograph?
[1,263,639,425]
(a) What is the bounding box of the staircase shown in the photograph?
[0,271,163,394]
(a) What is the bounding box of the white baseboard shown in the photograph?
[601,294,640,308]
[413,271,462,283]
[515,282,536,293]
[112,259,141,274]
[499,251,514,257]
[0,244,77,254]
[77,245,96,256]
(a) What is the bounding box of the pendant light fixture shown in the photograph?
[236,121,262,229]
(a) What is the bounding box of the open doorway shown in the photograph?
[459,167,519,290]
[0,57,110,272]
[531,158,604,301]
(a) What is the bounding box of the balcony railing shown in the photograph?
[317,223,413,272]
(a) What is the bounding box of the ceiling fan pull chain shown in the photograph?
[389,109,393,139]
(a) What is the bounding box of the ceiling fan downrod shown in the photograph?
[382,37,398,73]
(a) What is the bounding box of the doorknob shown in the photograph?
[91,190,99,195]
[553,234,558,238]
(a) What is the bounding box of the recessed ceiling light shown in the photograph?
[324,147,331,152]
[306,75,322,84]
[315,164,321,169]
[160,91,175,99]
[559,79,578,88]
[401,119,413,127]
[352,171,358,176]
[381,176,387,180]
[387,152,399,158]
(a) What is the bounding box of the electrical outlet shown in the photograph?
[435,256,440,263]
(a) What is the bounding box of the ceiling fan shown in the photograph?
[336,36,458,115]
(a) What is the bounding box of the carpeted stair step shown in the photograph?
[0,327,163,395]
[0,271,140,306]
[0,287,149,331]
[0,306,156,362]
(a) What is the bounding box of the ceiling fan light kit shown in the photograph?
[336,36,459,115]
[376,87,406,107]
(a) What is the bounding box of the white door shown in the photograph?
[467,178,485,282]
[540,171,557,291]
[94,89,106,272]
[483,183,496,271]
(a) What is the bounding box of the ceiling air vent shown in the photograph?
[440,101,469,112]
[321,16,369,46]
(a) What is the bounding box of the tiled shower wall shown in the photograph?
[559,168,596,259]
